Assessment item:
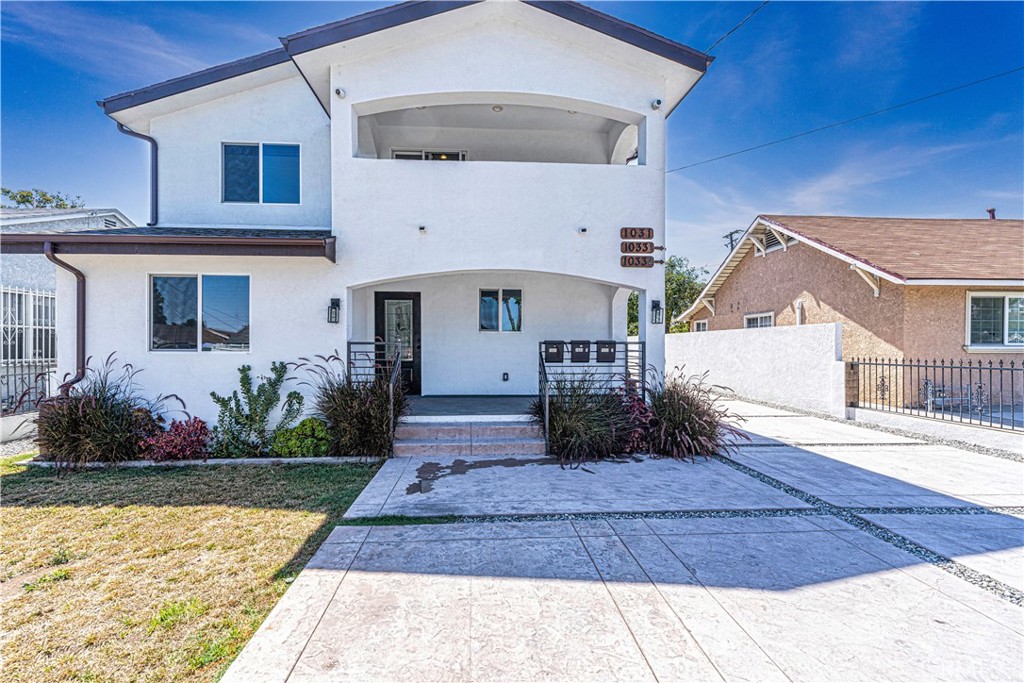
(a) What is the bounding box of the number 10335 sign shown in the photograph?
[620,255,655,268]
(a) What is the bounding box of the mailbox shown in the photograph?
[570,340,591,363]
[543,340,565,363]
[596,341,616,363]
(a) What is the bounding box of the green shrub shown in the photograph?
[296,353,407,458]
[530,374,635,466]
[271,417,331,457]
[647,367,748,460]
[35,354,174,469]
[209,363,303,458]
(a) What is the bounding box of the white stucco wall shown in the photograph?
[57,254,339,423]
[351,271,621,395]
[666,323,847,417]
[151,77,331,228]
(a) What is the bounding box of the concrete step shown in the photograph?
[395,421,541,441]
[392,436,547,457]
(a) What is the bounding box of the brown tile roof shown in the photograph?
[761,215,1024,281]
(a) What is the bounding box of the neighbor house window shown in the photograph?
[744,312,774,329]
[692,320,708,332]
[479,288,522,332]
[151,275,250,352]
[968,293,1024,347]
[223,143,299,204]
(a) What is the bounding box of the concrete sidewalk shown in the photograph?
[225,399,1024,682]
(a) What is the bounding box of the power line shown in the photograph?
[667,66,1024,174]
[705,0,769,53]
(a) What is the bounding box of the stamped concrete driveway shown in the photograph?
[225,401,1024,682]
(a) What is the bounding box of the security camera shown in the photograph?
[651,98,663,110]
[578,226,587,234]
[334,88,346,99]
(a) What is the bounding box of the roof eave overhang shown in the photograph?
[1,234,337,262]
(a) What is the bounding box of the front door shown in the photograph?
[374,292,421,395]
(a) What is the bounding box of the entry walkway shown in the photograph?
[405,395,534,417]
[225,400,1024,682]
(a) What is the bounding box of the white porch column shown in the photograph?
[639,283,665,380]
[611,287,631,338]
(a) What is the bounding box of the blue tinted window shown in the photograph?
[151,276,198,350]
[223,144,259,202]
[202,276,250,352]
[262,144,300,204]
[479,290,499,331]
[501,289,522,332]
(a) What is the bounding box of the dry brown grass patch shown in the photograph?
[1,459,378,682]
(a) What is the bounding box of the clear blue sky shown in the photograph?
[2,1,1022,271]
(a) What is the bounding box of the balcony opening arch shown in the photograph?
[354,92,645,165]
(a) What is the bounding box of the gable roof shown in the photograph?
[761,215,1024,282]
[0,207,134,228]
[99,1,711,118]
[679,214,1024,322]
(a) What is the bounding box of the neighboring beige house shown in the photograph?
[679,215,1024,362]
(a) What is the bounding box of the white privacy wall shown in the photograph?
[665,323,846,417]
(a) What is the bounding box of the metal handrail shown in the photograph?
[538,351,550,455]
[387,343,403,456]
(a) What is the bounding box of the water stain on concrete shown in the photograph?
[406,457,558,495]
[404,455,646,494]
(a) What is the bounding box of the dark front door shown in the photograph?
[374,292,421,395]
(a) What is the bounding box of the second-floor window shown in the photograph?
[223,143,300,204]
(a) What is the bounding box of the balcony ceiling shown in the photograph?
[369,103,620,133]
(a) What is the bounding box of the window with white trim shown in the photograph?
[744,312,774,329]
[223,143,300,204]
[967,293,1024,347]
[151,275,250,352]
[479,288,522,332]
[692,320,708,332]
[392,149,467,161]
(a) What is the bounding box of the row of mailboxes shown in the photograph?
[543,340,617,364]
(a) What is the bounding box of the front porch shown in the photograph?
[346,270,661,397]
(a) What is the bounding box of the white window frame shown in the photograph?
[964,291,1024,352]
[148,273,252,354]
[692,320,708,332]
[479,288,523,333]
[221,142,302,205]
[744,312,774,329]
[391,148,468,161]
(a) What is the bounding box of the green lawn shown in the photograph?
[1,458,379,682]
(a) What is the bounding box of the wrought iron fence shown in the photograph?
[2,287,57,415]
[847,357,1023,431]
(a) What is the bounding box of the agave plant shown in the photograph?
[646,366,748,460]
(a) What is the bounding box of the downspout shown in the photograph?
[116,123,158,226]
[44,242,86,395]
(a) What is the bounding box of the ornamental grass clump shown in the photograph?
[295,352,408,458]
[646,367,748,460]
[35,353,180,469]
[209,362,303,458]
[530,374,636,467]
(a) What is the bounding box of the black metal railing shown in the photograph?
[848,357,1023,431]
[538,351,550,455]
[1,361,55,416]
[386,343,403,456]
[346,340,401,385]
[538,340,647,401]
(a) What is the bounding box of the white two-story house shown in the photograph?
[2,0,711,420]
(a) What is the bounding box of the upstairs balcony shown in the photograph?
[354,97,644,165]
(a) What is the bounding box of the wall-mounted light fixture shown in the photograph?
[418,225,426,234]
[577,226,587,235]
[327,298,341,324]
[651,299,664,325]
